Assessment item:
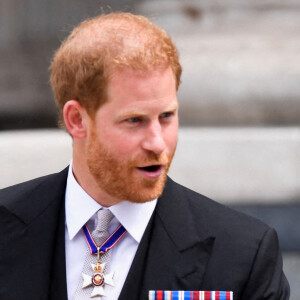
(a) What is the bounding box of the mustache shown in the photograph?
[131,151,172,166]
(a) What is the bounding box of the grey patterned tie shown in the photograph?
[74,209,114,299]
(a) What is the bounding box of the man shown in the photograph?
[0,12,289,300]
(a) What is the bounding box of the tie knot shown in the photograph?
[95,209,114,233]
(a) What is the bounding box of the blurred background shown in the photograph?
[0,0,299,298]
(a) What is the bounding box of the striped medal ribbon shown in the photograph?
[149,291,233,300]
[82,223,127,255]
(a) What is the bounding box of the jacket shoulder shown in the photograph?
[0,168,69,212]
[164,178,289,298]
[165,177,270,237]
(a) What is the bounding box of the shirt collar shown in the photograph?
[65,162,157,243]
[65,162,102,240]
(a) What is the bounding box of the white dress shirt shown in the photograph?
[65,162,157,299]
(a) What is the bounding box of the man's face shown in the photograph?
[85,67,178,203]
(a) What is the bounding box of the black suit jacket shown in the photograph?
[0,168,289,299]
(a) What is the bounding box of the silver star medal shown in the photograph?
[82,248,114,298]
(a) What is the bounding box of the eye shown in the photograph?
[160,111,174,119]
[127,117,141,123]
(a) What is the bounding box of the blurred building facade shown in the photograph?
[1,0,300,128]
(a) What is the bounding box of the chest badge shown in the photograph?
[81,249,114,297]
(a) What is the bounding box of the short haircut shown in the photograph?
[50,12,182,124]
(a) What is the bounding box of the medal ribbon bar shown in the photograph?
[149,291,233,300]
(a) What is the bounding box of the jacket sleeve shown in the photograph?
[241,227,290,299]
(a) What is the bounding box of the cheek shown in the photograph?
[165,125,178,151]
[168,136,178,153]
[104,132,142,157]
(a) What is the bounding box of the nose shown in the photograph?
[141,121,166,155]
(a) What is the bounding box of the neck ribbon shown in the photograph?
[82,224,127,255]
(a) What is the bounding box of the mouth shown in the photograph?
[136,164,163,178]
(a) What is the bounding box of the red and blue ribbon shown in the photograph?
[83,224,127,255]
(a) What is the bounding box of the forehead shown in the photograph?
[95,67,178,118]
[107,67,176,98]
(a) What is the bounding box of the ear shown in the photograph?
[63,100,89,138]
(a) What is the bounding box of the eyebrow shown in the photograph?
[117,102,179,120]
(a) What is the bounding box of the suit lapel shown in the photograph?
[49,183,68,300]
[0,168,68,300]
[119,178,215,300]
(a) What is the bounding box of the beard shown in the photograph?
[86,128,175,203]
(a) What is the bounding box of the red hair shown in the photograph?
[50,12,182,124]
